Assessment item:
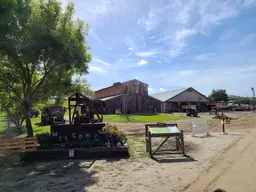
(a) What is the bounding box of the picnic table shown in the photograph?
[145,123,185,157]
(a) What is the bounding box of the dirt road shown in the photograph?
[185,118,256,192]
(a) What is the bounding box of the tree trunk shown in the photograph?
[16,118,24,135]
[25,107,33,137]
[17,124,23,135]
[10,114,24,135]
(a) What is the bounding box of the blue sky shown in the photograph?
[62,0,256,97]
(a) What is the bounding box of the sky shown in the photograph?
[62,0,256,97]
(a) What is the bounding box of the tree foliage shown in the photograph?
[54,76,94,105]
[0,0,91,136]
[233,98,256,105]
[0,93,25,134]
[208,89,228,102]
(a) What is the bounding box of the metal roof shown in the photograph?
[150,88,188,102]
[99,94,122,101]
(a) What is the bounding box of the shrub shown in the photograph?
[36,133,55,149]
[35,125,127,149]
[100,124,127,146]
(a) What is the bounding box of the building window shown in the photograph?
[136,86,139,94]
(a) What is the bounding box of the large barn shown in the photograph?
[150,87,210,112]
[94,79,162,114]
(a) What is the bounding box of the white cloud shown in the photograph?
[148,36,156,40]
[128,47,135,51]
[89,29,102,44]
[60,0,69,9]
[135,51,158,57]
[138,8,163,31]
[194,53,216,61]
[125,36,138,50]
[219,30,237,41]
[94,59,111,67]
[89,65,107,73]
[243,0,256,7]
[163,28,197,57]
[241,33,256,45]
[147,62,256,96]
[195,0,240,32]
[136,0,256,58]
[160,88,166,91]
[86,0,123,16]
[178,70,197,76]
[138,60,148,66]
[148,87,153,92]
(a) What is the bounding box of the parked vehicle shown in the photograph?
[41,106,66,125]
[186,108,198,117]
[30,109,40,118]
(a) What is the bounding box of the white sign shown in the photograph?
[69,150,74,158]
[191,120,209,136]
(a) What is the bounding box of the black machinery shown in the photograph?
[41,106,66,125]
[68,93,105,124]
[186,108,198,117]
[50,93,106,143]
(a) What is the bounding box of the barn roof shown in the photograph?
[150,88,188,102]
[122,79,148,86]
[95,79,148,93]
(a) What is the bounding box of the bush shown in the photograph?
[35,125,127,149]
[100,124,127,146]
[36,133,55,149]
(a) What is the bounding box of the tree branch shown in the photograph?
[0,89,23,105]
[31,61,63,97]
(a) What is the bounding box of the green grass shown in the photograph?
[0,114,7,133]
[31,117,50,135]
[103,113,186,123]
[0,114,50,138]
[0,111,203,138]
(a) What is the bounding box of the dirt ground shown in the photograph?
[0,112,255,192]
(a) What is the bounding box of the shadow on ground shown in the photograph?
[0,155,103,192]
[34,122,50,127]
[151,154,197,163]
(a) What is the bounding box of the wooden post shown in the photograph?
[145,125,148,152]
[176,138,180,151]
[149,132,152,157]
[68,99,71,124]
[180,130,185,156]
[222,119,225,133]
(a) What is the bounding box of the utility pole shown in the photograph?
[252,87,255,111]
[252,87,255,98]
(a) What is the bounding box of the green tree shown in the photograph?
[0,0,91,136]
[0,93,25,134]
[234,98,256,105]
[208,89,229,102]
[54,76,94,105]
